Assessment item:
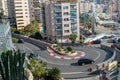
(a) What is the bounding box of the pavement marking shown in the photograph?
[94,50,101,61]
[47,47,86,60]
[23,46,33,53]
[61,71,90,74]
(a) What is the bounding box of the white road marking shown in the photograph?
[94,50,100,61]
[61,71,90,74]
[23,46,33,53]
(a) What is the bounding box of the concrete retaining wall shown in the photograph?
[96,45,116,69]
[12,33,51,50]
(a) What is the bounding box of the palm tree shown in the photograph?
[45,68,62,80]
[27,58,46,80]
[69,34,77,43]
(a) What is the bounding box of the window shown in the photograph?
[16,9,22,11]
[17,20,23,21]
[64,24,69,27]
[64,30,69,33]
[18,23,24,24]
[63,6,68,9]
[64,18,69,21]
[64,12,69,15]
[16,16,23,18]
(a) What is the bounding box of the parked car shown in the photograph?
[28,53,40,60]
[18,39,24,43]
[93,39,101,44]
[78,58,94,66]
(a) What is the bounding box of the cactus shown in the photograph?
[0,50,26,80]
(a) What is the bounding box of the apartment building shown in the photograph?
[7,0,30,29]
[0,18,13,50]
[45,2,80,43]
[0,0,8,16]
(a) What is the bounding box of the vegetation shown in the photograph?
[27,58,62,80]
[79,13,92,29]
[0,50,25,80]
[27,58,46,80]
[69,34,77,43]
[117,62,120,67]
[12,37,18,43]
[11,20,43,40]
[66,47,73,51]
[44,68,62,80]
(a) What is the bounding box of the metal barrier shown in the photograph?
[96,45,116,69]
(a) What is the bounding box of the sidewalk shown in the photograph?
[64,75,100,80]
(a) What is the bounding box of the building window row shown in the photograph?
[16,12,23,14]
[64,30,69,33]
[15,6,22,8]
[64,18,69,21]
[17,23,24,25]
[15,2,22,4]
[64,12,69,15]
[63,6,69,9]
[16,9,22,11]
[16,16,23,18]
[17,20,23,21]
[64,24,69,27]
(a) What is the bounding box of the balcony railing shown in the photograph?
[54,4,61,6]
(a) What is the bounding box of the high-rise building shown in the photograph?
[0,0,8,16]
[0,18,13,50]
[45,2,80,43]
[7,0,30,29]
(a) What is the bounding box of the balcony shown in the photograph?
[54,4,61,6]
[71,16,77,19]
[56,22,62,25]
[70,9,76,12]
[70,4,76,6]
[54,10,61,13]
[56,28,62,31]
[56,16,62,19]
[71,26,77,30]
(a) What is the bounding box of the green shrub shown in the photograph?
[117,62,120,67]
[12,38,18,43]
[66,47,73,51]
[117,46,120,50]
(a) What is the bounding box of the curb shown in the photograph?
[47,47,85,60]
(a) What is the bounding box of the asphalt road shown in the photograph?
[16,41,113,79]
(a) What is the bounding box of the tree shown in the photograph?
[0,50,25,80]
[27,58,46,80]
[44,68,62,80]
[69,34,77,43]
[23,20,40,36]
[79,13,92,29]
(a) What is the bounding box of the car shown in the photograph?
[18,39,24,43]
[78,58,94,66]
[93,39,101,44]
[28,53,40,60]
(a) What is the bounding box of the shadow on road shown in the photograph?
[70,63,79,66]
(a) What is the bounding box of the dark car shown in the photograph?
[78,58,94,66]
[93,39,101,44]
[28,53,40,59]
[18,39,24,43]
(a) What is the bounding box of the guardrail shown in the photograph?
[96,45,116,70]
[12,33,52,50]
